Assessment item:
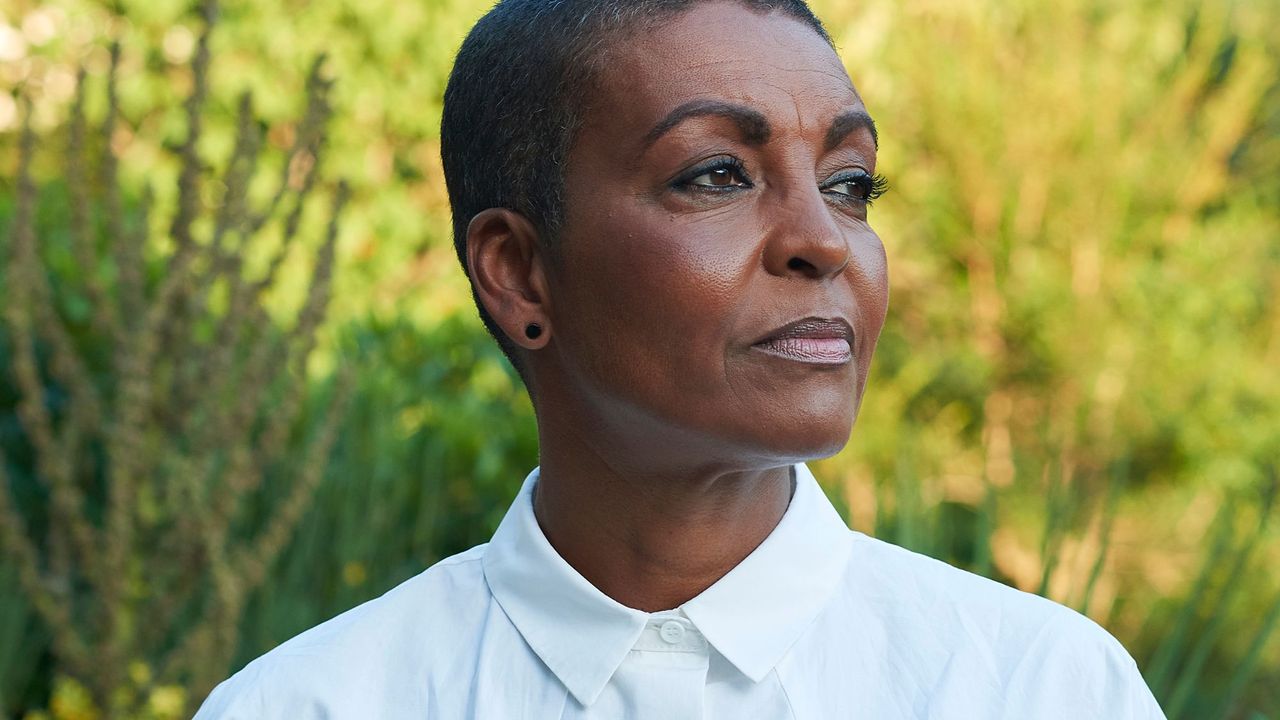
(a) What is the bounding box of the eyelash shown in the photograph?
[671,157,753,193]
[821,170,889,206]
[672,158,889,206]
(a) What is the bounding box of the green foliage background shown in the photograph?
[1,0,1278,717]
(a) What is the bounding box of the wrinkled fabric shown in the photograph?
[196,463,1166,719]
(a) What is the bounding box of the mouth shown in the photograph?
[750,316,854,365]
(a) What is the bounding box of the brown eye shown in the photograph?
[686,163,750,189]
[672,157,753,193]
[821,170,889,206]
[699,167,745,187]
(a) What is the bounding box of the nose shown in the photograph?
[761,184,850,280]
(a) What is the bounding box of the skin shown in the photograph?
[466,1,889,612]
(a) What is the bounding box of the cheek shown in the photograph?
[559,210,759,382]
[876,251,891,324]
[847,232,890,374]
[853,232,890,318]
[594,211,748,314]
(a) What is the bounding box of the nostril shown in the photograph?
[787,257,811,272]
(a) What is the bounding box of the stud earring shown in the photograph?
[524,323,543,340]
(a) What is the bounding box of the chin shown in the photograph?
[793,424,854,461]
[745,402,856,464]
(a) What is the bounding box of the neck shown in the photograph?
[530,422,795,613]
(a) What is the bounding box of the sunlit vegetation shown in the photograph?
[0,0,1276,717]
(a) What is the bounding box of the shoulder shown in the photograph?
[194,544,491,719]
[817,531,1165,717]
[844,530,1069,634]
[1001,606,1166,718]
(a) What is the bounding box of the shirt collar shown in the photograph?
[482,462,853,707]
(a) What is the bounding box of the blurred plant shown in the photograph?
[814,0,1280,715]
[232,315,538,672]
[22,668,185,720]
[0,0,350,714]
[0,0,1275,716]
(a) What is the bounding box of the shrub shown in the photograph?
[0,0,349,714]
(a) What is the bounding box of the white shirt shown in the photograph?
[195,463,1166,719]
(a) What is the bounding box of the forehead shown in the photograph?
[582,2,861,143]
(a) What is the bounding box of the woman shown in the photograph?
[197,0,1166,717]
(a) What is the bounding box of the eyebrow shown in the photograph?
[641,99,879,154]
[642,100,770,150]
[825,109,878,152]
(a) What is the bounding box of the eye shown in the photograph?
[691,166,750,188]
[822,170,889,205]
[673,157,753,192]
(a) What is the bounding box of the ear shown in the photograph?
[465,208,553,350]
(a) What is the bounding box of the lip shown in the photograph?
[750,316,854,365]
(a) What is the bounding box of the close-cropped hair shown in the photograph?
[440,0,832,377]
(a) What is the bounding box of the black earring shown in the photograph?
[524,323,543,340]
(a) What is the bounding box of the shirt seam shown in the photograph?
[775,666,800,720]
[433,548,487,568]
[1001,610,1069,692]
[628,646,710,654]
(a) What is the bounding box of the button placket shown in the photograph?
[631,614,707,653]
[659,620,686,645]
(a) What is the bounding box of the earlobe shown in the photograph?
[465,208,553,349]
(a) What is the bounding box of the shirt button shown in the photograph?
[659,620,686,644]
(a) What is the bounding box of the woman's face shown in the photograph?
[544,1,888,466]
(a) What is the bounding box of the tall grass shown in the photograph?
[0,0,350,714]
[0,0,1277,717]
[816,0,1280,714]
